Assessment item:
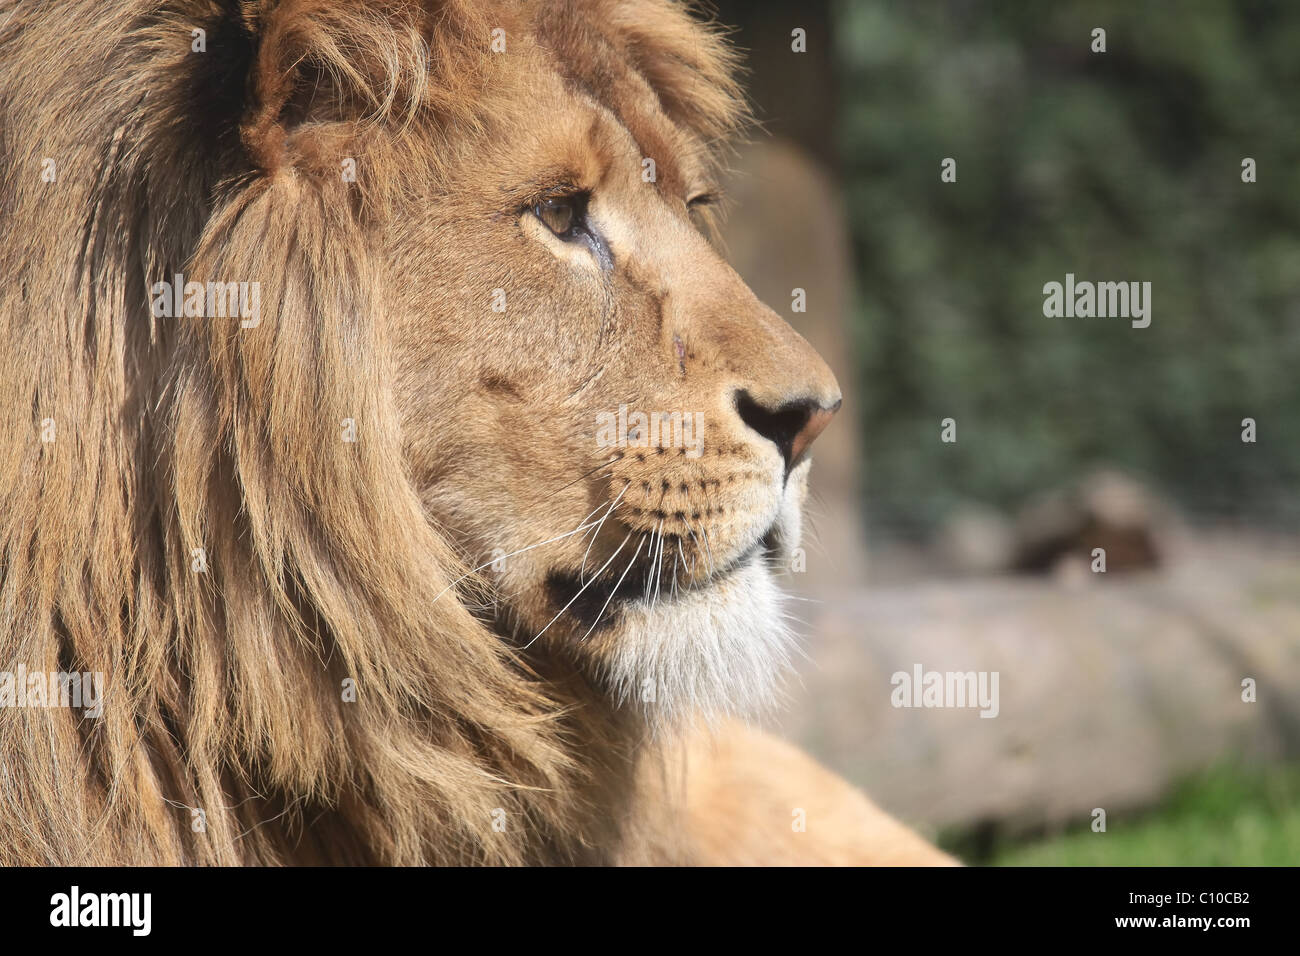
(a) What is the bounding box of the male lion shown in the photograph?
[0,0,952,865]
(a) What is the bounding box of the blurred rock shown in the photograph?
[1012,470,1173,575]
[780,532,1300,839]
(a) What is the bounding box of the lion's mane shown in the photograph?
[0,0,743,865]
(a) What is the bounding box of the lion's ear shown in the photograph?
[604,2,749,145]
[236,0,441,176]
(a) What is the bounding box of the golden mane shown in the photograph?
[0,0,745,865]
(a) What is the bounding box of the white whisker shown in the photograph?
[432,516,606,605]
[523,532,632,649]
[580,480,631,585]
[580,533,647,643]
[651,520,666,607]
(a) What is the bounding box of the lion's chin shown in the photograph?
[582,462,811,736]
[588,557,795,736]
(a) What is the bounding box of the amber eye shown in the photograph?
[533,193,588,238]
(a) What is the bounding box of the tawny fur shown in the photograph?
[0,0,949,865]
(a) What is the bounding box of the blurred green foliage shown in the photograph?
[833,0,1300,537]
[977,762,1300,866]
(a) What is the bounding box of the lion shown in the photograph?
[0,0,953,865]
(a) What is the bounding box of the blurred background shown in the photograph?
[710,0,1300,864]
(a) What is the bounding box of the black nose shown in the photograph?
[735,390,841,474]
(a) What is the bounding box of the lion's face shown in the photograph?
[379,9,840,725]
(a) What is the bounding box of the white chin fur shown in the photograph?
[593,559,795,735]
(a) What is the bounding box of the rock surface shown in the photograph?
[779,533,1300,837]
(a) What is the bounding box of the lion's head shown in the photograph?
[0,0,838,864]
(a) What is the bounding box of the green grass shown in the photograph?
[960,764,1300,866]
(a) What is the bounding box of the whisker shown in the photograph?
[642,524,657,597]
[539,452,623,503]
[580,480,631,585]
[580,533,647,643]
[524,531,633,649]
[700,527,715,574]
[651,520,666,607]
[431,515,608,605]
[681,517,701,576]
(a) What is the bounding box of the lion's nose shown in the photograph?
[735,390,842,474]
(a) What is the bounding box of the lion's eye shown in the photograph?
[533,193,588,239]
[526,189,612,270]
[686,191,719,233]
